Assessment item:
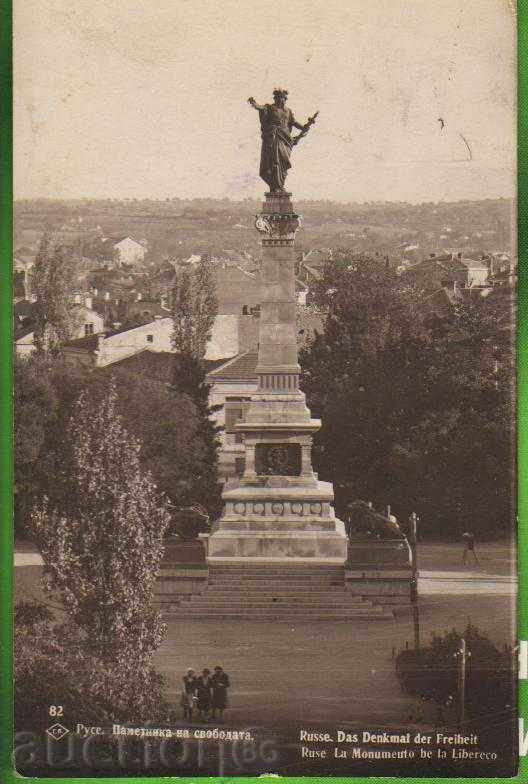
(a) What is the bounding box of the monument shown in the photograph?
[207,90,347,562]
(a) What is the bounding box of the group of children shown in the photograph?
[181,666,230,722]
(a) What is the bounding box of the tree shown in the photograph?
[170,256,222,518]
[300,255,514,539]
[97,358,215,514]
[29,385,170,719]
[396,623,515,747]
[171,255,218,396]
[13,354,89,536]
[31,234,77,354]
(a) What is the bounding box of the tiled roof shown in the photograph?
[14,326,33,341]
[460,258,488,269]
[63,334,101,351]
[97,351,229,377]
[206,350,258,380]
[14,299,37,318]
[103,235,139,247]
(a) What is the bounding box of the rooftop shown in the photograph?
[63,333,101,351]
[96,350,229,377]
[206,350,259,381]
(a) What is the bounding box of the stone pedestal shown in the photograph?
[208,192,347,563]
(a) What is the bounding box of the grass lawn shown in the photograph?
[14,560,516,729]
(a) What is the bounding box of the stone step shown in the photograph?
[208,567,344,573]
[161,573,344,579]
[209,574,345,585]
[207,582,345,588]
[209,568,344,574]
[165,609,393,621]
[182,602,369,610]
[184,592,362,604]
[159,590,356,599]
[163,601,387,615]
[185,594,367,603]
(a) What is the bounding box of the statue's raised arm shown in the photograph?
[247,96,266,111]
[247,88,318,193]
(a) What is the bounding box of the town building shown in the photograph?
[60,313,259,370]
[460,257,489,287]
[206,351,259,480]
[14,295,105,358]
[99,236,147,267]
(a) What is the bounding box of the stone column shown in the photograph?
[207,189,348,563]
[255,192,301,393]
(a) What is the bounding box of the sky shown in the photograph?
[14,0,516,203]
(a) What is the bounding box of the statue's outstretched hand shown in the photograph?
[248,97,256,106]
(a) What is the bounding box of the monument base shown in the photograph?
[207,524,347,563]
[207,479,348,563]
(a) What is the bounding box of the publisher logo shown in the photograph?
[46,723,70,741]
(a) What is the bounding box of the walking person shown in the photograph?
[180,668,197,721]
[211,666,230,721]
[195,668,213,722]
[462,531,479,565]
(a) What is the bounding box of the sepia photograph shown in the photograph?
[11,0,517,777]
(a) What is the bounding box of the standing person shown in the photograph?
[211,666,230,721]
[195,668,212,722]
[181,668,197,721]
[462,531,479,565]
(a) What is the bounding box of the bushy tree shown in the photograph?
[31,235,77,354]
[300,256,514,539]
[396,623,515,745]
[171,256,222,518]
[98,360,214,513]
[13,354,89,536]
[171,255,218,376]
[29,385,170,720]
[14,602,168,736]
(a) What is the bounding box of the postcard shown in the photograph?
[11,0,517,777]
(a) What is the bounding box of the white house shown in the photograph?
[460,258,489,287]
[60,314,250,369]
[15,296,105,358]
[113,236,147,267]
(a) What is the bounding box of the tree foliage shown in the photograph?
[13,354,89,535]
[171,254,218,368]
[396,623,515,745]
[99,359,221,517]
[30,385,170,675]
[15,602,168,736]
[170,255,222,518]
[31,235,78,354]
[300,255,514,539]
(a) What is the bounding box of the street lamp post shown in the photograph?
[456,637,467,729]
[409,512,420,649]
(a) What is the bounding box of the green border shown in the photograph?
[518,0,528,778]
[0,0,13,783]
[1,0,526,781]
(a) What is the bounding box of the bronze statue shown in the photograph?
[247,89,318,192]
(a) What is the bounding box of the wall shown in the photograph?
[15,306,105,358]
[208,378,258,479]
[95,318,172,366]
[466,266,489,287]
[95,314,242,367]
[115,238,146,266]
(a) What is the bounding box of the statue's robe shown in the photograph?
[258,104,297,192]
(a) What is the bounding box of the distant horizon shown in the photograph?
[14,194,515,207]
